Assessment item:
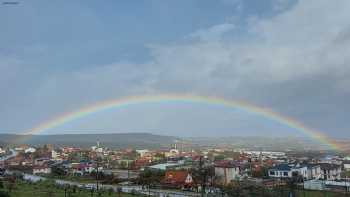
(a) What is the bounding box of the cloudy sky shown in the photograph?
[1,0,350,138]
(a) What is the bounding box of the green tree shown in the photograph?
[5,176,16,193]
[107,187,114,196]
[214,155,225,161]
[138,169,164,187]
[0,191,10,197]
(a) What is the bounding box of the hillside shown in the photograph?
[0,133,177,149]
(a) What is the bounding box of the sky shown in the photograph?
[1,0,350,138]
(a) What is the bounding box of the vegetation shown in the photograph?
[137,169,164,188]
[220,180,348,197]
[0,179,143,197]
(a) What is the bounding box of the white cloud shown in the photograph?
[1,0,350,136]
[189,23,235,42]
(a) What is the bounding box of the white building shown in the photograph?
[268,163,308,179]
[306,164,322,180]
[343,161,350,171]
[25,147,36,153]
[319,163,342,180]
[215,162,240,185]
[33,166,52,175]
[136,149,149,157]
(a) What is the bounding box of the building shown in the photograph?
[306,164,322,180]
[0,147,5,155]
[34,157,50,166]
[70,162,97,175]
[148,161,185,171]
[268,163,308,178]
[24,147,36,153]
[268,164,293,178]
[136,149,149,157]
[319,163,342,180]
[214,161,240,185]
[33,165,52,175]
[343,160,350,171]
[162,170,193,189]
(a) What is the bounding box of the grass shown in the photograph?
[274,189,348,197]
[295,190,348,197]
[0,180,143,197]
[45,174,97,184]
[1,179,348,197]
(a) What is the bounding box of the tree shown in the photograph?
[117,187,122,197]
[190,157,214,194]
[51,166,66,177]
[5,176,16,193]
[0,191,10,197]
[138,169,164,188]
[107,187,114,196]
[222,180,275,197]
[214,155,225,161]
[287,173,303,197]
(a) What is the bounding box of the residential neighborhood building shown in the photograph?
[214,161,240,185]
[33,165,52,175]
[162,170,193,189]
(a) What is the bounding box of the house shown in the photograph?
[148,161,185,171]
[71,162,97,175]
[343,161,350,171]
[0,168,5,176]
[305,164,322,180]
[268,163,312,179]
[51,150,61,160]
[14,145,28,152]
[132,158,152,170]
[33,165,52,175]
[0,147,5,155]
[5,156,23,166]
[136,149,149,157]
[214,161,240,185]
[162,170,193,189]
[319,163,342,180]
[24,147,36,153]
[291,164,308,178]
[34,157,50,166]
[165,149,180,157]
[268,164,293,178]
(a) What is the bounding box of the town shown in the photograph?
[1,139,350,197]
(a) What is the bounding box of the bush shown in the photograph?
[0,191,10,197]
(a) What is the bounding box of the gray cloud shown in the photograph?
[1,0,350,137]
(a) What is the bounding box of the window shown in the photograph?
[283,172,288,176]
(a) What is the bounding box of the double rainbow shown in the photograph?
[24,94,340,150]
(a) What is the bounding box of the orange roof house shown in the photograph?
[163,170,193,188]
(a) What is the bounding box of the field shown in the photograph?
[0,178,349,197]
[0,179,142,197]
[295,190,348,197]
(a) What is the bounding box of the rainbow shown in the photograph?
[24,94,340,150]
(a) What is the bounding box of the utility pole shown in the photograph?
[95,139,102,197]
[199,156,206,197]
[96,159,99,192]
[345,176,348,196]
[127,160,130,185]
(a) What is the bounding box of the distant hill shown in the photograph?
[184,136,335,151]
[0,133,343,152]
[0,133,177,149]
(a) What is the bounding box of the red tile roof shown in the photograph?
[163,170,192,186]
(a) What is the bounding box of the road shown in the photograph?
[22,174,202,197]
[2,149,203,196]
[0,149,17,161]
